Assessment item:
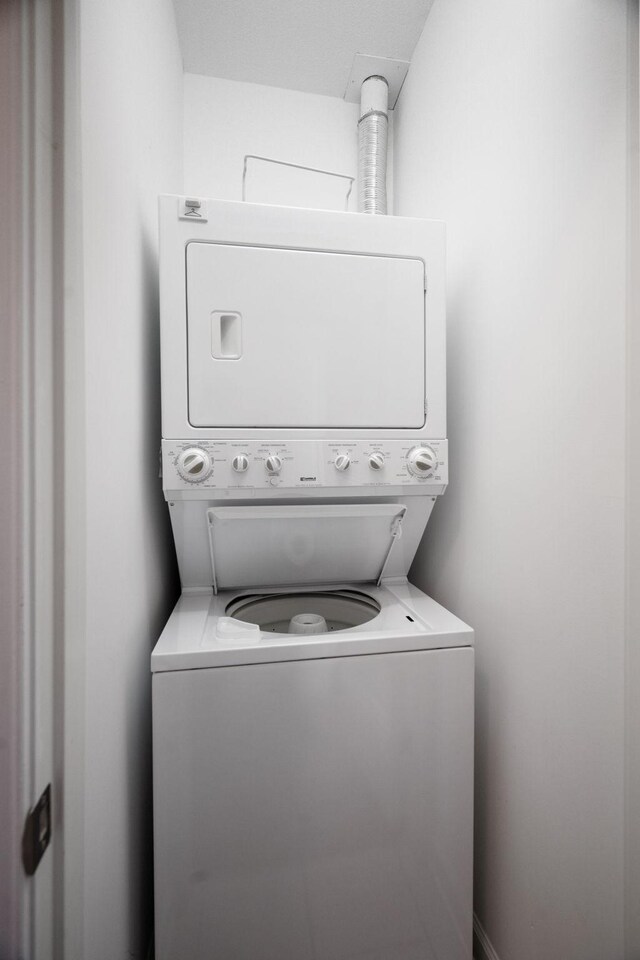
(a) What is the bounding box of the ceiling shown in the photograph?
[172,0,435,100]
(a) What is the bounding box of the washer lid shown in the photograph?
[207,504,407,593]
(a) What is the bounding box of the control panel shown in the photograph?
[162,440,448,492]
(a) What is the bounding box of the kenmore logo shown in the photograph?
[300,476,317,482]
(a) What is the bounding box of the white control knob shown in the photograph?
[407,446,437,479]
[232,454,249,473]
[176,447,212,483]
[334,454,350,472]
[265,455,282,475]
[369,453,385,471]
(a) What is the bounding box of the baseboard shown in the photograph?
[473,913,501,960]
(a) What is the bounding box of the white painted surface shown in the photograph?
[626,6,640,958]
[161,438,447,493]
[162,199,437,444]
[60,4,87,957]
[344,54,410,109]
[0,3,28,953]
[205,504,409,590]
[27,1,60,953]
[1,1,62,956]
[186,244,424,428]
[173,0,434,98]
[153,644,473,960]
[183,73,394,212]
[68,1,183,957]
[161,441,443,592]
[151,584,473,671]
[394,2,627,958]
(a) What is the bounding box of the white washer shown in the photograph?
[153,587,473,960]
[152,495,474,960]
[152,198,474,960]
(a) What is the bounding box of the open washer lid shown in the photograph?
[207,504,407,593]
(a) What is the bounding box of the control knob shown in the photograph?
[265,455,282,475]
[334,454,350,472]
[232,454,249,473]
[368,453,385,471]
[176,447,212,483]
[407,446,437,479]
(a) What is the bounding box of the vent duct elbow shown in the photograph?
[357,75,389,215]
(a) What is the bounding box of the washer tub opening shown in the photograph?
[225,590,381,635]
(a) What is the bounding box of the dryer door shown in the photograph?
[186,243,426,429]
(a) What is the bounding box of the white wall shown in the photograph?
[183,73,391,211]
[0,4,27,955]
[2,3,64,956]
[394,2,628,959]
[67,2,183,957]
[626,6,640,956]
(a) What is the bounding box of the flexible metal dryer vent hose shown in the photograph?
[357,75,389,215]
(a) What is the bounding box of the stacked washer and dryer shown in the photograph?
[152,195,474,960]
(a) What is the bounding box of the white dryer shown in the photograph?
[152,197,474,960]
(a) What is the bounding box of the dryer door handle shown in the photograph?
[211,311,242,359]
